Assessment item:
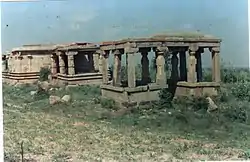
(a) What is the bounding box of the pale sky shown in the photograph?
[1,0,249,67]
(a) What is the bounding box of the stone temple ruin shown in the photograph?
[2,43,110,85]
[99,33,221,107]
[2,32,221,105]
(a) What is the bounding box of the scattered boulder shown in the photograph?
[49,95,61,105]
[61,95,71,103]
[206,97,218,112]
[30,91,37,96]
[37,81,50,91]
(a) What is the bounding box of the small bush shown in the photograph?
[39,67,51,81]
[100,98,118,111]
[231,82,250,101]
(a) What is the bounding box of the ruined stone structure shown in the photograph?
[53,43,109,85]
[2,43,109,85]
[99,33,221,107]
[2,44,58,84]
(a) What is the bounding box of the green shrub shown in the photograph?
[39,67,51,81]
[100,98,118,111]
[231,82,250,101]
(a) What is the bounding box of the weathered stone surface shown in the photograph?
[37,81,51,91]
[206,97,218,112]
[49,95,61,105]
[61,95,71,103]
[30,90,37,96]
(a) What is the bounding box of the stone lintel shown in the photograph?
[66,51,78,56]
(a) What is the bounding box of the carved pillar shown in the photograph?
[155,47,167,85]
[171,51,179,82]
[58,51,66,74]
[88,53,94,72]
[196,48,203,82]
[140,48,151,84]
[112,50,122,86]
[211,47,221,82]
[51,54,57,75]
[102,50,109,84]
[187,45,198,83]
[66,51,77,75]
[125,47,138,88]
[93,51,100,72]
[179,49,187,81]
[99,54,103,73]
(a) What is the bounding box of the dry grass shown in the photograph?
[3,83,250,161]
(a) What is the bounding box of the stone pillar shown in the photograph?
[102,50,109,84]
[171,51,179,82]
[66,51,77,75]
[58,52,66,74]
[51,54,57,75]
[93,51,100,72]
[196,49,203,82]
[211,47,221,82]
[125,47,138,88]
[88,53,94,72]
[187,45,198,83]
[140,48,151,84]
[99,54,103,73]
[112,50,122,86]
[179,50,187,81]
[155,47,167,85]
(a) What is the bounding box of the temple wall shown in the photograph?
[8,54,51,73]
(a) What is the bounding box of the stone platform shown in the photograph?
[2,71,40,84]
[101,83,168,107]
[175,81,220,96]
[57,72,110,85]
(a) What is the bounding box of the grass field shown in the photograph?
[3,67,250,161]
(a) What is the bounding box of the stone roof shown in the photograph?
[100,32,221,46]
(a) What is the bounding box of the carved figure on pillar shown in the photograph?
[125,46,139,88]
[112,50,122,86]
[155,46,167,85]
[140,48,151,85]
[188,44,199,83]
[210,47,221,82]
